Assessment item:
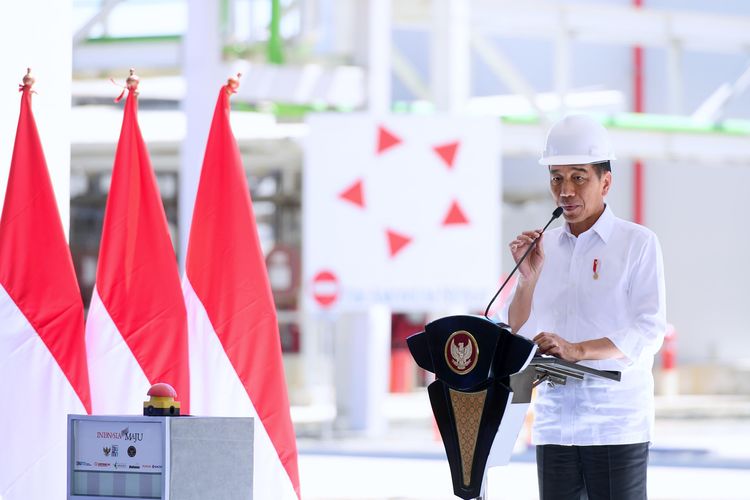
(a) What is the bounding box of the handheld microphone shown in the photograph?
[483,206,564,319]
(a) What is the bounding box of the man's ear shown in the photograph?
[601,171,612,197]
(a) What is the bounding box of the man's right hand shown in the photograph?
[509,229,544,282]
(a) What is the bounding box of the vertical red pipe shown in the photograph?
[633,0,645,225]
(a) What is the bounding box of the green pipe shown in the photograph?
[248,100,750,136]
[268,0,284,64]
[501,112,750,136]
[83,34,181,44]
[219,0,231,41]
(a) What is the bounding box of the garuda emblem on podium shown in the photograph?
[445,330,478,374]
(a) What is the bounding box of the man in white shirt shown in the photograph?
[505,115,666,499]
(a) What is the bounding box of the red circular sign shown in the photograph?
[444,330,479,375]
[312,270,339,308]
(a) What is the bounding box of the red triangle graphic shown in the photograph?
[442,200,469,226]
[433,141,460,169]
[339,179,365,208]
[377,125,402,154]
[386,229,412,258]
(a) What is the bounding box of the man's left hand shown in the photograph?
[533,332,583,362]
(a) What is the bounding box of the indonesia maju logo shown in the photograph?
[96,427,143,443]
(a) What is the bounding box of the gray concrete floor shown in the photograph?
[298,456,749,499]
[296,393,750,499]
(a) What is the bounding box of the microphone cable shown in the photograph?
[483,207,564,319]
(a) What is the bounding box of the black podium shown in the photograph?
[408,315,620,500]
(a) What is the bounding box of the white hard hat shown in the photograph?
[539,114,616,166]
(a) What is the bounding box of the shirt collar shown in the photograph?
[561,204,615,243]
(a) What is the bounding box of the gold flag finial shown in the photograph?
[22,68,35,88]
[126,68,140,91]
[226,72,242,94]
[112,68,139,102]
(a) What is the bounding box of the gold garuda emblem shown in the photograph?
[445,330,479,375]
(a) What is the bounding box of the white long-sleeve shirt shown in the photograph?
[505,205,666,446]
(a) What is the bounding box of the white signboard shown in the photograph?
[74,419,164,473]
[303,114,501,312]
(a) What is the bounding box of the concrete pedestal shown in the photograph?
[67,415,253,500]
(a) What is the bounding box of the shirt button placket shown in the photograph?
[561,236,577,445]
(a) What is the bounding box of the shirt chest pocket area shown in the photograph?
[579,255,630,317]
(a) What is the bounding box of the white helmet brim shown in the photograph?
[539,153,616,166]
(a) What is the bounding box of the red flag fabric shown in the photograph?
[86,87,189,415]
[183,84,300,499]
[0,85,90,499]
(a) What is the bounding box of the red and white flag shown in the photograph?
[183,82,300,499]
[86,85,189,414]
[0,82,91,499]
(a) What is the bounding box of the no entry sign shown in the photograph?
[311,270,339,308]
